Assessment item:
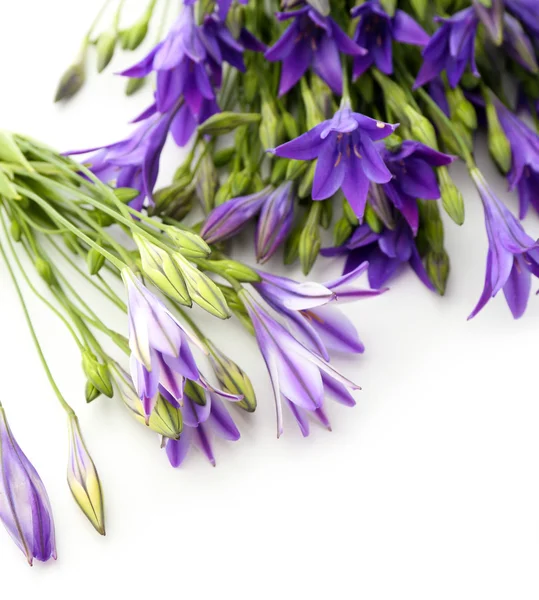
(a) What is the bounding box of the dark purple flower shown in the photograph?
[323,221,435,292]
[272,104,397,218]
[200,182,295,263]
[165,386,240,468]
[240,289,360,436]
[381,141,455,234]
[494,98,539,218]
[428,77,450,117]
[351,0,429,79]
[265,5,365,96]
[69,109,173,210]
[414,7,480,89]
[506,0,539,37]
[469,168,539,319]
[0,406,56,565]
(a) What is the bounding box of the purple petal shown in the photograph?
[166,429,192,467]
[272,123,329,160]
[312,136,346,199]
[503,255,531,318]
[393,10,430,46]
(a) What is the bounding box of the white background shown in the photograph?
[1,1,539,598]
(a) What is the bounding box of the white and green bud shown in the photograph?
[259,95,281,150]
[173,253,231,319]
[333,217,353,246]
[298,161,316,199]
[134,233,191,306]
[35,257,56,286]
[87,246,106,276]
[285,159,308,182]
[0,131,33,172]
[0,168,19,200]
[486,102,511,174]
[426,249,450,296]
[231,169,251,197]
[300,79,324,130]
[438,167,465,225]
[299,203,322,275]
[213,147,236,168]
[95,30,116,73]
[198,112,261,136]
[10,218,22,242]
[447,87,477,130]
[404,106,439,150]
[82,350,113,398]
[120,17,149,50]
[85,381,101,404]
[164,227,210,259]
[208,259,260,283]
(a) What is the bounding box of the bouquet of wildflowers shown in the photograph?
[1,0,538,565]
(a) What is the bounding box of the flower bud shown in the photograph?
[54,61,85,102]
[300,79,324,131]
[333,217,353,246]
[150,180,194,219]
[285,159,308,181]
[85,381,101,403]
[0,131,33,171]
[256,181,295,263]
[87,246,106,276]
[198,112,261,136]
[10,219,22,242]
[213,147,236,168]
[173,253,231,319]
[447,87,477,130]
[231,169,251,197]
[164,227,210,259]
[67,415,105,535]
[114,187,140,204]
[208,259,261,283]
[320,199,333,230]
[364,203,384,234]
[270,158,288,185]
[259,95,280,150]
[299,204,321,275]
[404,106,439,150]
[343,199,359,226]
[120,18,149,50]
[487,102,511,174]
[214,176,234,206]
[283,223,302,265]
[409,0,428,19]
[82,350,114,398]
[425,249,450,296]
[207,341,257,412]
[0,169,19,200]
[125,77,147,96]
[298,161,316,199]
[218,285,254,335]
[134,234,191,306]
[96,30,116,73]
[438,167,465,225]
[282,111,299,140]
[504,14,538,74]
[419,200,444,253]
[35,258,56,285]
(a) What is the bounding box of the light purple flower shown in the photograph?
[165,386,240,467]
[240,289,361,436]
[414,8,480,89]
[0,406,56,565]
[272,105,397,217]
[469,168,539,319]
[506,0,539,37]
[351,0,429,79]
[265,5,365,96]
[381,141,455,234]
[494,97,539,218]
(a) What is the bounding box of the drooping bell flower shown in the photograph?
[381,141,455,234]
[494,97,539,218]
[469,168,539,319]
[351,0,429,79]
[0,406,56,565]
[414,8,480,89]
[272,104,397,218]
[265,4,366,96]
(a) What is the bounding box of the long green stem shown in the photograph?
[0,236,74,416]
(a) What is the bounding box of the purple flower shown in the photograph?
[503,13,539,74]
[200,182,295,263]
[469,168,539,319]
[253,263,382,361]
[506,0,539,37]
[186,0,248,19]
[381,141,455,234]
[323,221,435,292]
[165,385,240,467]
[428,77,450,117]
[69,109,173,210]
[351,0,429,79]
[272,104,398,218]
[0,406,56,565]
[240,289,361,436]
[414,7,480,89]
[265,5,365,96]
[495,98,539,218]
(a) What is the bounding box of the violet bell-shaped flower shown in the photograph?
[414,7,480,89]
[382,141,455,234]
[240,289,361,437]
[469,168,539,319]
[265,4,366,96]
[165,384,240,468]
[0,406,56,565]
[272,104,398,219]
[351,0,429,79]
[494,97,539,218]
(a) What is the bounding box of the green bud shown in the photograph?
[300,79,324,130]
[173,161,192,183]
[214,176,233,206]
[10,219,22,242]
[151,179,195,218]
[259,96,280,150]
[371,71,408,118]
[320,199,333,230]
[0,168,19,200]
[184,380,207,407]
[196,153,219,213]
[0,131,33,172]
[282,111,299,140]
[285,159,308,182]
[207,341,257,412]
[134,234,191,306]
[243,71,259,105]
[343,199,359,226]
[198,112,261,136]
[438,167,465,225]
[87,246,106,276]
[91,210,115,227]
[164,227,210,259]
[114,187,140,204]
[333,217,353,246]
[63,232,80,254]
[270,158,289,185]
[298,161,316,199]
[409,0,428,19]
[82,351,113,398]
[404,106,439,149]
[486,102,511,174]
[174,253,231,319]
[96,30,116,73]
[213,147,236,168]
[355,72,374,104]
[120,18,149,50]
[426,250,450,295]
[208,259,260,283]
[54,61,85,102]
[85,381,101,404]
[125,77,146,96]
[368,183,394,230]
[364,203,384,234]
[419,200,444,253]
[283,223,302,265]
[299,203,321,275]
[231,169,251,196]
[217,285,254,335]
[35,258,55,285]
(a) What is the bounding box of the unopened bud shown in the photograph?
[364,203,384,234]
[282,111,299,140]
[164,227,210,259]
[343,199,359,226]
[87,246,106,276]
[419,200,444,253]
[96,30,116,73]
[320,199,333,229]
[299,204,321,275]
[300,79,324,131]
[259,97,280,150]
[298,161,316,199]
[10,219,22,242]
[404,106,439,150]
[125,76,146,96]
[286,159,308,181]
[85,381,101,404]
[447,87,477,130]
[0,131,33,172]
[333,217,353,246]
[209,259,260,283]
[35,258,55,285]
[196,153,219,213]
[270,158,288,185]
[120,18,149,50]
[54,61,85,102]
[198,112,261,136]
[207,341,257,412]
[426,250,450,296]
[82,351,113,398]
[438,167,465,225]
[114,187,140,204]
[231,169,251,197]
[0,169,19,200]
[486,102,511,174]
[213,147,236,168]
[283,223,302,265]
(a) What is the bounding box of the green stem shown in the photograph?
[0,235,74,416]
